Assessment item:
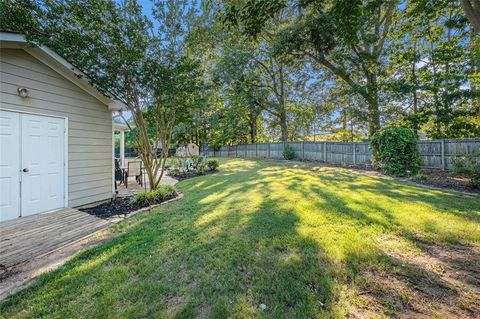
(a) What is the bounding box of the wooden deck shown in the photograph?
[0,208,112,269]
[0,175,178,271]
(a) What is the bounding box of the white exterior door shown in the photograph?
[21,114,65,216]
[0,110,66,221]
[0,110,20,222]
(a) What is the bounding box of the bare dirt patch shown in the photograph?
[354,238,480,318]
[408,169,479,194]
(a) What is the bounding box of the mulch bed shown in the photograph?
[79,192,178,219]
[297,160,479,194]
[407,169,479,194]
[168,169,218,181]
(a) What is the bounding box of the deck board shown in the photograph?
[0,208,112,268]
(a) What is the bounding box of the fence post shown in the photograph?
[245,145,247,158]
[353,142,356,165]
[268,143,271,158]
[323,142,327,163]
[441,139,445,170]
[255,143,258,158]
[302,141,305,161]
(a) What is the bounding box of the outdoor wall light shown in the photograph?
[17,87,29,98]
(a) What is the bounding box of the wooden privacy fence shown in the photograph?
[208,138,480,170]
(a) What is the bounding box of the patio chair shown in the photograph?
[125,161,143,188]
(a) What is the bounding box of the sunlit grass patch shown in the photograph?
[1,158,479,318]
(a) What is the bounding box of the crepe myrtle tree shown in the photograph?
[1,0,204,190]
[143,57,203,190]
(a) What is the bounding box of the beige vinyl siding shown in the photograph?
[0,48,113,207]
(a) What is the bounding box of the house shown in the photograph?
[0,32,125,222]
[175,143,199,157]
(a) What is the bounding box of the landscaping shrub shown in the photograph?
[472,169,480,189]
[131,184,176,206]
[169,168,180,176]
[414,173,426,180]
[283,144,295,160]
[452,150,479,175]
[191,155,199,164]
[370,126,421,176]
[207,159,219,170]
[197,163,207,175]
[452,150,480,188]
[131,191,156,206]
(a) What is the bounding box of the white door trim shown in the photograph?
[0,108,68,213]
[64,117,69,207]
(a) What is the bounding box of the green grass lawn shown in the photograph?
[1,159,480,318]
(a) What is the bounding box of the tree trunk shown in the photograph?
[412,42,419,134]
[278,62,288,142]
[432,57,442,137]
[460,0,480,34]
[280,110,288,142]
[366,73,380,138]
[471,29,480,115]
[249,117,257,143]
[341,93,348,131]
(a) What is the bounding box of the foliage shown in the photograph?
[207,159,219,170]
[282,144,295,160]
[451,150,480,188]
[452,156,476,175]
[3,0,479,161]
[414,173,426,181]
[370,126,421,176]
[472,168,480,188]
[191,155,199,165]
[217,0,480,141]
[2,159,479,318]
[197,162,207,175]
[169,168,180,177]
[131,190,156,206]
[131,184,176,206]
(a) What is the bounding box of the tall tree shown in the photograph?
[225,0,399,137]
[460,0,480,33]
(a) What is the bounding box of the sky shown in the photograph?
[137,1,155,21]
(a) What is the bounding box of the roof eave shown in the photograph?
[0,32,125,111]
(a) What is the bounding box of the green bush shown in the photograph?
[207,159,219,170]
[414,173,426,181]
[197,162,207,175]
[452,151,479,175]
[370,126,421,176]
[131,191,156,206]
[131,184,176,206]
[191,155,199,164]
[169,168,180,176]
[283,144,295,160]
[472,169,480,189]
[452,150,480,188]
[153,184,175,198]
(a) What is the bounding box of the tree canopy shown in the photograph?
[2,0,479,150]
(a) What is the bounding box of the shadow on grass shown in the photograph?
[1,159,480,318]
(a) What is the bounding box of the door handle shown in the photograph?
[22,168,29,173]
